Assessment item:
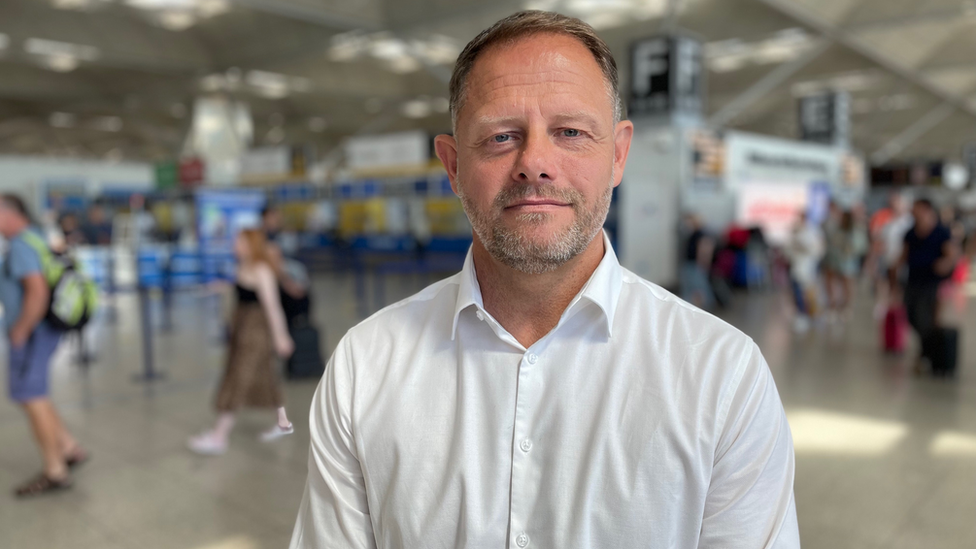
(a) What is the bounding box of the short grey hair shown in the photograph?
[449,10,622,132]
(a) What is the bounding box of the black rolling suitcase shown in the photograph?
[925,328,959,377]
[286,315,325,380]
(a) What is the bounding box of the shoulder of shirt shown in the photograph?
[341,272,461,341]
[618,265,757,349]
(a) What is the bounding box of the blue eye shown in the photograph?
[563,129,580,137]
[493,134,511,143]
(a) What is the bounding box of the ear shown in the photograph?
[434,134,460,195]
[612,120,634,188]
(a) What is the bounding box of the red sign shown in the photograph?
[179,158,205,187]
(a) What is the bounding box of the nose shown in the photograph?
[511,131,557,185]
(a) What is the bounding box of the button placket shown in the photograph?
[510,347,542,549]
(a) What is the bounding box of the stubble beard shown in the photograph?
[457,170,614,275]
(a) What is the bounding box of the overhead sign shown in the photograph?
[798,91,850,148]
[155,161,177,190]
[345,130,429,172]
[629,35,703,119]
[179,157,204,187]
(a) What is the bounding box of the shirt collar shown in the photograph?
[451,231,622,341]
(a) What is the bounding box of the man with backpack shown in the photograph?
[0,194,88,497]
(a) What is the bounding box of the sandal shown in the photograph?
[259,423,294,443]
[65,446,90,470]
[14,473,72,498]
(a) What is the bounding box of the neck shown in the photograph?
[473,231,606,348]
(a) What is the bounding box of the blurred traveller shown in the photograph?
[81,203,113,246]
[680,213,715,309]
[262,205,306,300]
[868,193,913,318]
[291,11,799,549]
[58,212,87,248]
[896,199,959,372]
[785,211,824,333]
[0,195,88,497]
[188,229,295,455]
[823,209,864,321]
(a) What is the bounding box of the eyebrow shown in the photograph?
[474,110,604,128]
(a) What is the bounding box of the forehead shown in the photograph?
[461,33,611,122]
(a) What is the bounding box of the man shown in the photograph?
[898,198,958,371]
[0,195,87,497]
[291,11,798,548]
[81,203,113,246]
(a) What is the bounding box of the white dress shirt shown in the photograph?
[291,233,800,549]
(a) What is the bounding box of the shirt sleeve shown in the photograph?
[699,341,800,549]
[290,336,376,549]
[9,238,42,280]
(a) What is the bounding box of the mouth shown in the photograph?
[504,199,571,211]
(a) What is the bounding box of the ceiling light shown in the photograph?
[126,0,195,9]
[247,70,290,99]
[49,112,77,128]
[329,31,461,74]
[125,0,226,31]
[44,54,81,72]
[52,0,111,9]
[401,99,432,119]
[25,38,100,60]
[410,35,460,65]
[328,32,368,62]
[245,70,310,99]
[706,29,813,73]
[530,0,669,29]
[92,116,123,132]
[197,0,229,17]
[386,56,421,74]
[157,10,197,31]
[370,34,408,61]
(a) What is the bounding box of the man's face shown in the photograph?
[913,204,935,230]
[435,33,633,274]
[0,206,12,238]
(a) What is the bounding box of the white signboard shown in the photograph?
[345,130,428,171]
[725,131,844,243]
[241,146,290,177]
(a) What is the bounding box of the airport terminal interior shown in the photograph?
[2,0,976,547]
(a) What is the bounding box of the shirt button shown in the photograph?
[516,533,529,547]
[476,311,484,321]
[520,439,532,453]
[526,353,538,365]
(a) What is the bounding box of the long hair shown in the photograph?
[237,228,270,265]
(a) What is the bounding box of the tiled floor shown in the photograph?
[2,271,975,548]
